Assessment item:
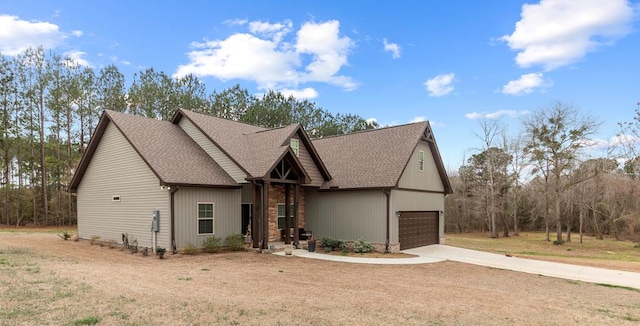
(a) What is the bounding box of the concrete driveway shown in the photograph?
[405,245,640,289]
[277,244,640,289]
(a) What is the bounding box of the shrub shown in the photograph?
[58,231,73,241]
[202,236,222,253]
[319,237,344,250]
[156,247,166,259]
[225,234,245,251]
[353,238,374,253]
[181,243,200,255]
[129,239,139,254]
[90,235,100,245]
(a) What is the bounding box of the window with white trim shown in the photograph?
[418,150,424,172]
[290,138,299,156]
[277,203,295,229]
[197,203,214,234]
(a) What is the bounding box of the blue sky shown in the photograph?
[1,0,639,169]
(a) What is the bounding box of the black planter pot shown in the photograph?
[308,241,316,252]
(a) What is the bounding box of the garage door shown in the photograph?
[398,211,439,250]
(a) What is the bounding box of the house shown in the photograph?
[69,109,452,253]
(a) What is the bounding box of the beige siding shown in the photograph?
[305,189,386,243]
[398,141,444,192]
[173,187,241,249]
[77,122,170,248]
[179,117,247,183]
[389,189,445,243]
[292,135,324,187]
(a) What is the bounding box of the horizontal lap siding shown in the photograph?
[77,122,170,248]
[179,117,247,183]
[305,189,386,243]
[174,187,241,249]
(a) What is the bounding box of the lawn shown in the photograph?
[1,231,640,325]
[446,231,640,272]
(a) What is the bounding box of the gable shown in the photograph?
[290,131,328,187]
[397,140,445,192]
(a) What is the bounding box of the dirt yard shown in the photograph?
[1,232,640,325]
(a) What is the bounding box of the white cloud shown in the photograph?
[63,50,91,67]
[0,15,66,55]
[366,117,377,125]
[501,0,636,70]
[71,30,83,37]
[383,38,400,59]
[424,73,455,97]
[410,116,427,123]
[279,87,318,99]
[465,110,530,120]
[110,55,131,66]
[502,73,550,95]
[175,19,357,94]
[224,18,248,26]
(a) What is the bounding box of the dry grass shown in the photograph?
[446,231,640,272]
[1,232,640,325]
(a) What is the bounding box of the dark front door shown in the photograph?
[241,204,252,235]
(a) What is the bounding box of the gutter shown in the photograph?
[383,189,391,253]
[170,186,180,253]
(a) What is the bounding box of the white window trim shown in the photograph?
[290,138,299,156]
[418,150,425,172]
[197,202,215,235]
[112,195,121,202]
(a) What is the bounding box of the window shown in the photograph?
[418,150,424,172]
[277,203,295,229]
[198,203,214,234]
[112,195,121,202]
[290,138,299,156]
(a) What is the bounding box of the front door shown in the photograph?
[241,204,252,235]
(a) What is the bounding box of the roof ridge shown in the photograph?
[180,109,268,130]
[311,120,429,141]
[250,123,299,135]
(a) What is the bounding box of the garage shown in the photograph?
[398,211,439,250]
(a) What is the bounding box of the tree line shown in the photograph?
[445,102,640,244]
[0,47,375,226]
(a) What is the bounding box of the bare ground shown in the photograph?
[1,232,640,325]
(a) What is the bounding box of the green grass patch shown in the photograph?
[73,316,100,325]
[595,283,640,292]
[178,277,193,281]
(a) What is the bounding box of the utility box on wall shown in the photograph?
[152,210,160,232]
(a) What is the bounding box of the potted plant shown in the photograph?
[156,247,166,259]
[307,237,316,252]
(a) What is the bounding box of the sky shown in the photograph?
[1,0,639,170]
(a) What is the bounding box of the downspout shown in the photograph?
[383,189,391,253]
[170,186,180,253]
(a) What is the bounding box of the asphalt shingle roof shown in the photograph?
[104,110,237,187]
[312,122,430,189]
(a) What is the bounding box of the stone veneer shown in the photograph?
[267,184,306,241]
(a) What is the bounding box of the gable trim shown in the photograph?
[281,124,332,181]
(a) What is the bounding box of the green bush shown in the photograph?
[202,236,222,253]
[181,243,200,255]
[224,234,245,251]
[319,237,344,250]
[353,238,373,253]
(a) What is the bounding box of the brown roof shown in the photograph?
[173,109,330,181]
[312,121,452,193]
[70,110,237,191]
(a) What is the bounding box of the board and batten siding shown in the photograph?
[178,117,247,183]
[389,189,445,243]
[173,187,241,249]
[305,188,386,243]
[398,141,444,192]
[291,135,324,187]
[76,122,170,248]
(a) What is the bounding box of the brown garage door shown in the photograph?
[398,211,439,250]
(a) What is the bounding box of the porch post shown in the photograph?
[293,183,299,246]
[262,180,270,249]
[284,183,291,244]
[252,182,260,248]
